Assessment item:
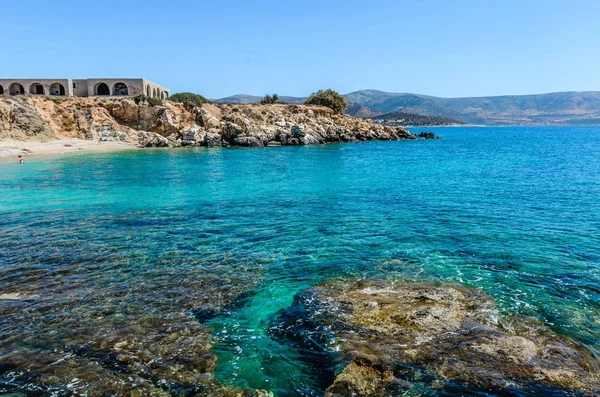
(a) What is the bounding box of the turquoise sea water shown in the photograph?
[1,126,600,396]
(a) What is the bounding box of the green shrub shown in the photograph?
[168,92,207,107]
[134,95,162,107]
[260,94,282,104]
[304,89,346,114]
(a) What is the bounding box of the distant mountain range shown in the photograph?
[215,90,600,125]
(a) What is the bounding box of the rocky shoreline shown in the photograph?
[0,96,436,150]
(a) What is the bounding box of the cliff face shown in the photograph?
[0,96,417,146]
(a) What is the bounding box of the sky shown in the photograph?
[2,0,600,99]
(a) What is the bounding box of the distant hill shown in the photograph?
[216,90,600,125]
[344,90,465,121]
[371,111,463,126]
[344,90,600,125]
[214,94,261,104]
[344,102,382,118]
[215,94,305,104]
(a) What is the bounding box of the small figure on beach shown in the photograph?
[18,155,24,164]
[99,131,110,142]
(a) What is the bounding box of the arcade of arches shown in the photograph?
[148,85,169,99]
[0,82,65,96]
[0,78,170,98]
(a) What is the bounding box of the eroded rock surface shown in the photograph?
[270,279,600,396]
[0,97,54,141]
[0,96,419,147]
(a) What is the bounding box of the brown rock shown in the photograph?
[273,280,600,396]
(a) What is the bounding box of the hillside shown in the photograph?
[345,90,600,125]
[371,111,463,126]
[344,102,382,118]
[217,90,600,125]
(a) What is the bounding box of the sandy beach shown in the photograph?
[0,139,138,164]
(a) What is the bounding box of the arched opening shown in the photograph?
[146,85,151,97]
[95,83,110,96]
[113,82,128,96]
[152,88,157,99]
[29,83,45,95]
[0,85,5,95]
[9,83,25,95]
[162,91,168,100]
[49,83,65,96]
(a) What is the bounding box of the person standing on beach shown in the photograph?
[18,155,24,164]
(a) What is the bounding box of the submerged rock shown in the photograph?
[417,131,435,139]
[0,253,268,396]
[273,279,600,396]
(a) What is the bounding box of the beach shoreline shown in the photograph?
[0,139,138,164]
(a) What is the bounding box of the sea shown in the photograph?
[1,126,599,396]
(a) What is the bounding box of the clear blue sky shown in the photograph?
[3,0,600,98]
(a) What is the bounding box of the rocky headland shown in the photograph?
[0,96,434,152]
[269,279,600,396]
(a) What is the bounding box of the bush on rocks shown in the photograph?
[304,89,347,114]
[260,94,284,104]
[168,92,208,107]
[134,95,163,107]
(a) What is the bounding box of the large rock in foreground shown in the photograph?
[270,280,600,396]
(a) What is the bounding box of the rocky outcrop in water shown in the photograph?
[270,279,600,396]
[0,96,420,147]
[417,131,435,139]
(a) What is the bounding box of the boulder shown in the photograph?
[300,133,320,145]
[198,108,221,129]
[276,128,291,145]
[201,132,223,148]
[108,100,140,123]
[270,280,600,396]
[221,122,246,144]
[181,127,205,146]
[233,136,263,147]
[137,131,171,147]
[291,125,306,138]
[154,108,180,133]
[418,131,435,139]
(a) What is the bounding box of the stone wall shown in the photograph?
[72,79,89,97]
[142,79,170,99]
[0,79,73,97]
[0,78,170,99]
[86,78,145,97]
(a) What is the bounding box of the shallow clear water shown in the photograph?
[1,126,600,396]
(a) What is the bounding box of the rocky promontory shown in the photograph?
[0,95,433,147]
[269,279,600,396]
